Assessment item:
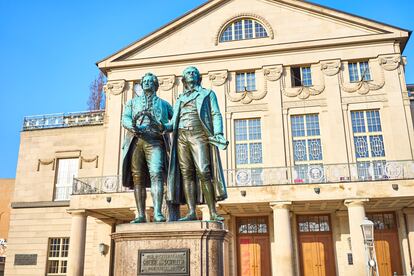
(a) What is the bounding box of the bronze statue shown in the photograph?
[166,66,228,221]
[121,73,173,223]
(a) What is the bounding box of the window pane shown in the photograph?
[235,119,247,141]
[369,135,385,157]
[306,114,320,136]
[351,111,366,133]
[246,72,256,91]
[251,168,263,185]
[349,62,359,82]
[360,61,371,81]
[291,116,305,137]
[354,136,369,158]
[236,144,248,164]
[220,25,233,42]
[234,20,243,40]
[248,119,261,140]
[293,140,307,161]
[366,110,382,132]
[244,20,253,39]
[308,139,323,161]
[255,21,268,38]
[249,143,263,164]
[301,67,312,86]
[291,67,302,87]
[236,73,246,92]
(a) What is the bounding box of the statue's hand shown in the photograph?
[209,134,229,150]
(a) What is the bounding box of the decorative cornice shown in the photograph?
[215,13,274,45]
[104,80,126,95]
[321,60,341,76]
[263,65,283,81]
[208,70,228,86]
[158,75,176,91]
[378,54,402,71]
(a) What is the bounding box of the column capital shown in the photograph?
[66,209,88,216]
[270,201,292,210]
[344,198,369,207]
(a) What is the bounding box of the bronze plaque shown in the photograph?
[14,254,37,265]
[138,249,189,276]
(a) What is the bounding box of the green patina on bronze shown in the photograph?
[166,66,228,221]
[121,73,173,223]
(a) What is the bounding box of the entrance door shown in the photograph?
[237,217,271,276]
[367,212,403,276]
[297,215,336,276]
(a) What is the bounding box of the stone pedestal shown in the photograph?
[112,221,229,276]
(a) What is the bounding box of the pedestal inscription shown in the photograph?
[138,249,189,275]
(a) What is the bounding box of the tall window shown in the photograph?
[47,238,69,276]
[235,119,263,185]
[236,72,256,92]
[291,67,312,87]
[55,158,78,201]
[351,110,386,180]
[220,19,268,42]
[348,61,372,82]
[291,114,323,183]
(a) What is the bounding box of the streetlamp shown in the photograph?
[361,217,379,276]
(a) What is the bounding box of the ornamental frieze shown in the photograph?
[208,70,228,86]
[339,63,385,95]
[378,54,402,71]
[158,75,176,91]
[104,80,126,95]
[263,65,283,81]
[320,60,341,76]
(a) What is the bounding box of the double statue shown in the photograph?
[122,66,228,223]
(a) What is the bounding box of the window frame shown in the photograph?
[290,114,324,183]
[348,61,372,83]
[291,66,313,87]
[46,237,70,276]
[54,158,79,201]
[350,109,386,180]
[219,18,269,43]
[235,71,256,92]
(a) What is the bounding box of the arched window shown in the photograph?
[220,18,268,42]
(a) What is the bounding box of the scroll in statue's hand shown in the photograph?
[209,134,229,150]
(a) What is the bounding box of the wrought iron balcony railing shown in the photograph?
[72,160,414,195]
[22,110,105,131]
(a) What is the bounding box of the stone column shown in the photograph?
[403,208,414,273]
[67,210,88,276]
[270,201,294,276]
[344,199,368,276]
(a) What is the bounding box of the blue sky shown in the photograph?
[0,0,413,178]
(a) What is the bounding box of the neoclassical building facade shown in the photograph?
[6,0,414,275]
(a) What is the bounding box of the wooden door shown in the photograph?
[297,215,336,276]
[367,212,403,276]
[237,217,271,276]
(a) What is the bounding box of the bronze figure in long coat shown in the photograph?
[166,66,228,221]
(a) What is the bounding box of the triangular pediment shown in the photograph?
[97,0,410,70]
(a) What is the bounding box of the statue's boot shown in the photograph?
[179,180,197,221]
[131,183,147,223]
[202,180,224,222]
[151,176,166,222]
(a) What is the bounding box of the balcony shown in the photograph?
[22,110,105,131]
[72,160,414,195]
